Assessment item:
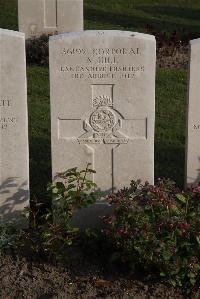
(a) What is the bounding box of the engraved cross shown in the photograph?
[58,85,147,190]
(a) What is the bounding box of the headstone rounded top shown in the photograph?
[0,28,25,38]
[49,30,155,42]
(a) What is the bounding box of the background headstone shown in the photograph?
[186,38,200,187]
[0,29,29,223]
[18,0,84,39]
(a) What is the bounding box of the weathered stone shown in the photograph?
[18,0,83,39]
[0,29,29,223]
[50,31,155,195]
[186,38,200,187]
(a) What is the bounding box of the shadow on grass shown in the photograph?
[0,0,18,31]
[155,142,185,188]
[85,6,200,38]
[138,5,200,22]
[29,135,51,204]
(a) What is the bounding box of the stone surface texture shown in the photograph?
[18,0,83,39]
[50,31,156,194]
[186,39,200,187]
[0,29,29,222]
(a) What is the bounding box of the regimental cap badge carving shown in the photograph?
[92,95,113,108]
[90,108,116,132]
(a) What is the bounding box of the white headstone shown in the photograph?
[50,31,155,194]
[186,38,200,187]
[18,0,83,39]
[0,29,29,223]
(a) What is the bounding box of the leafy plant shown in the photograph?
[40,163,100,258]
[0,223,23,256]
[103,179,200,288]
[15,164,100,261]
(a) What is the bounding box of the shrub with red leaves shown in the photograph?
[103,179,200,288]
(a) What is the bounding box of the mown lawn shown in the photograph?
[155,69,187,186]
[1,0,200,37]
[85,0,200,39]
[0,0,192,200]
[27,67,51,201]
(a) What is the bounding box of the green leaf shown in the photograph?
[176,193,186,203]
[160,272,166,277]
[196,236,200,245]
[171,206,181,215]
[66,167,77,173]
[44,212,52,220]
[66,184,76,191]
[190,278,196,286]
[65,172,77,177]
[88,169,96,173]
[188,272,195,278]
[169,279,176,287]
[56,182,65,190]
[162,251,172,261]
[68,178,77,183]
[47,184,55,191]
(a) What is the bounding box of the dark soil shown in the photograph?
[0,247,199,299]
[157,45,189,70]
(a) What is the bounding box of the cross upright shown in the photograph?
[44,0,57,30]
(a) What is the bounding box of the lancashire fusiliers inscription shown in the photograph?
[0,29,29,223]
[60,46,144,79]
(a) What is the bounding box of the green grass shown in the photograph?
[1,0,200,38]
[0,0,18,31]
[85,0,200,39]
[155,69,187,186]
[27,67,51,201]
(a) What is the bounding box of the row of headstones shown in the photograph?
[0,9,200,224]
